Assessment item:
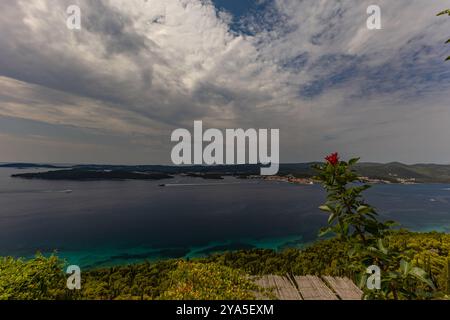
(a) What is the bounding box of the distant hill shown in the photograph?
[277,162,450,183]
[5,162,450,183]
[354,162,450,183]
[0,163,68,169]
[11,169,173,181]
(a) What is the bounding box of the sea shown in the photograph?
[1,167,450,269]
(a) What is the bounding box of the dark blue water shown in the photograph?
[1,168,450,268]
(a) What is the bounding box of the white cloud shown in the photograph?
[0,0,449,164]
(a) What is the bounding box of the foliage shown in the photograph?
[78,260,178,300]
[312,155,393,243]
[199,241,354,277]
[1,231,449,300]
[80,260,258,300]
[0,254,68,300]
[0,257,259,300]
[437,9,450,61]
[1,153,449,300]
[158,261,258,300]
[313,153,437,299]
[387,231,450,295]
[359,239,436,299]
[202,231,450,295]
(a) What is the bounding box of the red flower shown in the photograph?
[325,152,339,166]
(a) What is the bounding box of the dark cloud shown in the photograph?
[83,0,150,55]
[0,0,449,164]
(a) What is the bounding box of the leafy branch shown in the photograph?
[437,9,450,61]
[313,153,436,299]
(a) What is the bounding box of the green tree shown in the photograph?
[158,261,259,300]
[359,239,436,299]
[0,254,67,300]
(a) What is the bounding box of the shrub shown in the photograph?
[158,261,258,300]
[0,254,66,300]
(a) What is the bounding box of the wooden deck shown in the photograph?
[253,275,363,300]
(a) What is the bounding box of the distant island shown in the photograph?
[0,163,69,169]
[4,161,450,183]
[11,169,173,181]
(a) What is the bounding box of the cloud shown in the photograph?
[0,0,449,164]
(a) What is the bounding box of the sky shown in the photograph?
[0,0,449,165]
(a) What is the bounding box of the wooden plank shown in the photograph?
[253,275,302,300]
[253,275,276,300]
[323,276,363,300]
[253,275,277,300]
[253,275,361,300]
[294,275,338,300]
[271,275,302,300]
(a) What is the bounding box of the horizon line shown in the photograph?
[1,160,450,167]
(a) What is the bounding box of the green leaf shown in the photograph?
[399,259,410,275]
[348,157,360,166]
[328,212,337,224]
[377,239,388,255]
[357,205,371,214]
[358,273,368,289]
[318,227,332,237]
[409,267,436,290]
[319,205,332,213]
[384,220,398,228]
[437,9,450,16]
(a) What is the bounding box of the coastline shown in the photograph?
[8,225,450,270]
[12,234,308,270]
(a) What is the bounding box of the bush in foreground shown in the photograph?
[1,232,449,300]
[158,261,257,300]
[0,254,66,300]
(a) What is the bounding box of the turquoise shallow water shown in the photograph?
[51,234,307,269]
[1,168,450,269]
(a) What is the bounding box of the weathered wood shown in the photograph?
[272,275,303,300]
[253,275,362,300]
[294,275,338,300]
[254,275,302,300]
[323,276,363,300]
[253,275,277,300]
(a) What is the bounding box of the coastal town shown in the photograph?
[245,174,417,185]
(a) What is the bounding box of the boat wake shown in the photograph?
[0,189,73,194]
[161,182,258,187]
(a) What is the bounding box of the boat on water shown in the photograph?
[42,189,73,194]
